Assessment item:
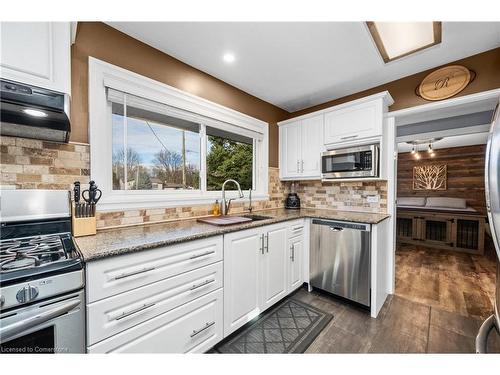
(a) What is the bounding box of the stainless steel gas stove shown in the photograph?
[0,190,85,354]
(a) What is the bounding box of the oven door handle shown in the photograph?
[0,299,80,343]
[476,314,497,353]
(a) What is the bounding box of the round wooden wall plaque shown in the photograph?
[418,65,472,101]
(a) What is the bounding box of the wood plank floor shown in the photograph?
[293,288,500,353]
[395,243,496,320]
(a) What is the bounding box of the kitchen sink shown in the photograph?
[242,214,274,221]
[197,214,274,226]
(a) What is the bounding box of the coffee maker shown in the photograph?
[285,182,300,209]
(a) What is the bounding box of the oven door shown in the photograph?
[321,145,378,179]
[0,290,84,354]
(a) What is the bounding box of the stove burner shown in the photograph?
[0,240,21,251]
[2,254,40,270]
[0,234,68,273]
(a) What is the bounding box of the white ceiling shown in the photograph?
[107,22,500,112]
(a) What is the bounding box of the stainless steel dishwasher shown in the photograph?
[310,219,371,307]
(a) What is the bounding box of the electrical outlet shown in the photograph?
[366,195,379,203]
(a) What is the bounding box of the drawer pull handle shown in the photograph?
[290,244,295,262]
[115,302,156,321]
[340,135,358,140]
[189,250,215,260]
[292,226,304,232]
[114,266,156,280]
[190,321,215,338]
[189,278,215,291]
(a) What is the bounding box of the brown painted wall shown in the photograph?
[397,145,487,214]
[289,48,500,118]
[70,22,288,167]
[71,23,500,169]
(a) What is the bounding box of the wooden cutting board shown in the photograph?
[197,216,252,226]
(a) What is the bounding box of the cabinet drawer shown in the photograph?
[288,220,305,238]
[87,289,223,353]
[87,261,223,346]
[86,236,223,303]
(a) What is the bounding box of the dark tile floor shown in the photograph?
[294,288,500,353]
[298,242,499,353]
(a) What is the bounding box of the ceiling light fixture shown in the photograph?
[428,143,433,153]
[22,108,48,118]
[411,145,416,154]
[222,52,236,64]
[366,22,442,63]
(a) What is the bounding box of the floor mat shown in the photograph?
[215,298,333,353]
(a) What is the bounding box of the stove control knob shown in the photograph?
[16,285,39,304]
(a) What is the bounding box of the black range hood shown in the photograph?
[0,79,71,143]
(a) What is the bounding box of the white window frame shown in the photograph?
[89,58,269,211]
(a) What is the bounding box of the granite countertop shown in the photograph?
[76,208,390,262]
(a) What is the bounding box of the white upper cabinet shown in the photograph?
[278,92,393,181]
[280,121,303,179]
[279,114,323,180]
[323,93,394,146]
[0,22,71,94]
[300,115,323,177]
[324,98,383,145]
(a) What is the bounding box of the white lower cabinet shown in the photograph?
[223,227,262,336]
[262,225,288,310]
[288,236,304,291]
[86,220,308,352]
[223,220,306,337]
[87,262,223,346]
[87,289,223,353]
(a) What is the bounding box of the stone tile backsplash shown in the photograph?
[294,180,387,213]
[0,136,90,190]
[1,136,387,229]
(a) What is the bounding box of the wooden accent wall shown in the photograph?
[397,145,487,214]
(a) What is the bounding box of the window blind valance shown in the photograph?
[106,87,264,141]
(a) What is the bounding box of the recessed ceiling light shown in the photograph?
[367,22,442,63]
[222,52,236,64]
[22,108,48,117]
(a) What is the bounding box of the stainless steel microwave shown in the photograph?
[321,144,379,180]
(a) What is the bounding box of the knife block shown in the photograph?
[71,203,96,237]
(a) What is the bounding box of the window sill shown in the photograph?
[96,193,270,211]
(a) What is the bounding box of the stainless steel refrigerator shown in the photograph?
[476,102,500,353]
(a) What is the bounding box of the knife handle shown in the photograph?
[74,181,81,203]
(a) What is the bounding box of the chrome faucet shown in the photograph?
[221,179,244,215]
[248,189,253,213]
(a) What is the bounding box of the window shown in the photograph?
[89,59,269,211]
[206,126,254,191]
[111,95,201,191]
